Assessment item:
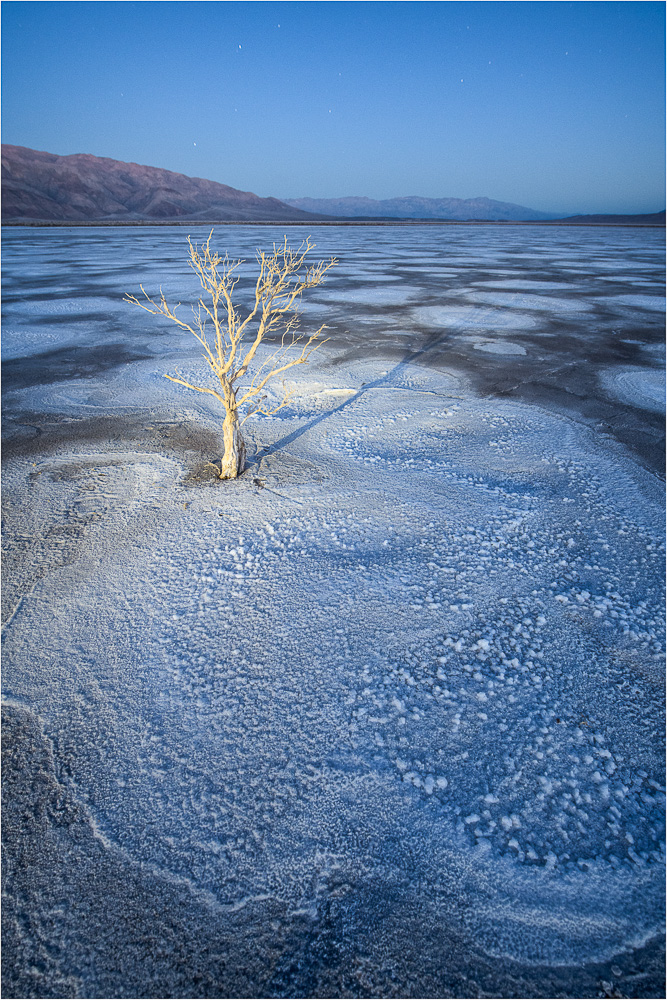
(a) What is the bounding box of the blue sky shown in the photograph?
[2,1,664,214]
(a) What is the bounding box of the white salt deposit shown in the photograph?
[465,291,593,312]
[4,341,663,977]
[2,224,664,998]
[599,366,666,414]
[475,280,572,290]
[473,341,527,355]
[314,286,423,305]
[599,294,666,311]
[413,304,537,330]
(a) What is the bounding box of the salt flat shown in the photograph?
[2,224,664,998]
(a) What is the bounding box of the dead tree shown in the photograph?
[125,232,337,479]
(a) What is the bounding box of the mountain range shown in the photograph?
[282,195,559,221]
[1,146,663,225]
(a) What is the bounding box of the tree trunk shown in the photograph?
[218,406,246,479]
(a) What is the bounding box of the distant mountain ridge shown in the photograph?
[2,146,663,225]
[1,145,319,222]
[283,194,560,221]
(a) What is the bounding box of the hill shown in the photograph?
[282,194,559,221]
[1,145,319,223]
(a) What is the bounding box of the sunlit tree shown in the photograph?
[125,232,337,479]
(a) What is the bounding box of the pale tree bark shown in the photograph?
[219,405,246,479]
[125,233,337,479]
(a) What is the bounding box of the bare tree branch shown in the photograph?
[124,232,337,479]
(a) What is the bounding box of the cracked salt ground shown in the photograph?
[2,225,664,997]
[3,347,664,996]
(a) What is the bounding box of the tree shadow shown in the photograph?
[245,331,454,473]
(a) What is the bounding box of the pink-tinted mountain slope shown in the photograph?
[1,145,320,222]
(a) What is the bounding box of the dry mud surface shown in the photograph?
[2,225,665,998]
